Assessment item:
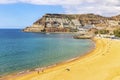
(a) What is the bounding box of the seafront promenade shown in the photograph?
[1,37,120,80]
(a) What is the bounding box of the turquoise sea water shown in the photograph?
[0,29,94,75]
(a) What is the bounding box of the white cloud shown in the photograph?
[0,0,120,16]
[0,0,17,4]
[0,0,83,5]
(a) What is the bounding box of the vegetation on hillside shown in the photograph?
[95,30,109,34]
[114,29,120,37]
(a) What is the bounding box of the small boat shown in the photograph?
[46,33,50,35]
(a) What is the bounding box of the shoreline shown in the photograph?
[23,31,78,34]
[0,38,95,79]
[2,37,120,80]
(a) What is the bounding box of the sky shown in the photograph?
[0,0,120,28]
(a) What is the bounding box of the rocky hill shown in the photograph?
[23,13,120,32]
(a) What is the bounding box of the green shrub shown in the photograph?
[99,30,109,34]
[94,30,109,34]
[114,29,120,37]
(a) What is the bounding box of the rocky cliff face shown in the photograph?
[23,13,120,32]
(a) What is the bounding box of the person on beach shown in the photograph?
[66,68,70,71]
[37,71,39,74]
[41,70,44,72]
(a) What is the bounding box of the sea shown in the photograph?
[0,29,94,75]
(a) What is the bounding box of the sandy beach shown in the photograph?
[1,37,120,80]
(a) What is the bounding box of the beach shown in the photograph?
[1,37,120,80]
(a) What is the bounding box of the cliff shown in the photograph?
[23,13,120,32]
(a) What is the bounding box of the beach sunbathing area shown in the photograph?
[1,37,120,80]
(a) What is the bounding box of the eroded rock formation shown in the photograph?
[23,13,120,32]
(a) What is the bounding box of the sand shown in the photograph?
[1,37,120,80]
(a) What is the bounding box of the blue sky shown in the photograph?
[0,4,64,28]
[0,0,120,29]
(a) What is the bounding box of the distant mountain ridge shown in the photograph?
[23,13,120,32]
